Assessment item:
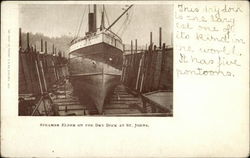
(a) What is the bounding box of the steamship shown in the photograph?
[68,5,133,114]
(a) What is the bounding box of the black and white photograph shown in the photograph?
[1,1,249,157]
[18,4,173,116]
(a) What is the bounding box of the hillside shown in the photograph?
[20,32,73,56]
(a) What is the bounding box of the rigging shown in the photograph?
[106,4,133,31]
[117,6,134,37]
[74,6,87,39]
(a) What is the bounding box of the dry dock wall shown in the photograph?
[122,45,173,93]
[19,31,68,96]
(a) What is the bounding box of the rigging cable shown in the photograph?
[119,6,134,37]
[75,6,87,39]
[117,12,129,35]
[116,6,131,35]
[73,7,83,38]
[103,6,110,26]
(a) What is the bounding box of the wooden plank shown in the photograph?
[104,109,140,114]
[59,110,85,116]
[58,105,84,111]
[54,97,79,102]
[109,98,139,101]
[109,99,141,103]
[113,91,130,95]
[53,98,79,102]
[112,94,134,98]
[55,102,82,106]
[53,100,79,104]
[106,113,172,116]
[104,105,129,109]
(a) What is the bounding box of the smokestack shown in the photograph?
[88,5,97,33]
[88,13,94,32]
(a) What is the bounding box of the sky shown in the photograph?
[19,4,173,47]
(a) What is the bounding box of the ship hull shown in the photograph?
[70,74,120,114]
[69,42,123,114]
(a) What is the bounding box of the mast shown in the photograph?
[100,5,105,30]
[93,4,97,32]
[106,4,133,31]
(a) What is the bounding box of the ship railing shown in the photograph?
[103,29,122,42]
[70,29,122,45]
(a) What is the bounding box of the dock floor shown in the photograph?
[103,84,143,115]
[52,80,85,116]
[52,79,143,116]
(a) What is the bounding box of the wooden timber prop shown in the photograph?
[18,28,68,116]
[121,27,173,114]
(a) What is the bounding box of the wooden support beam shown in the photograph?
[131,40,133,54]
[52,44,54,54]
[154,45,157,51]
[135,52,143,90]
[158,43,166,90]
[39,60,47,92]
[134,39,137,66]
[34,60,43,94]
[159,27,162,49]
[128,40,133,88]
[41,39,43,52]
[150,32,152,46]
[135,39,137,53]
[45,41,47,54]
[19,28,22,49]
[27,32,29,50]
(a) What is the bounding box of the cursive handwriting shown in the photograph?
[175,3,245,78]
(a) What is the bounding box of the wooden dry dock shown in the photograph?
[52,79,86,116]
[18,27,173,116]
[52,80,144,116]
[103,84,143,115]
[52,79,172,116]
